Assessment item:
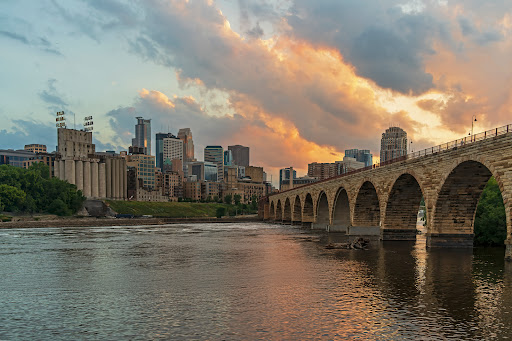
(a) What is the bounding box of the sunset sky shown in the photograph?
[1,0,511,183]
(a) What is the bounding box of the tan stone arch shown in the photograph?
[330,185,352,232]
[302,192,315,223]
[381,171,426,240]
[283,197,292,222]
[292,195,302,223]
[275,199,283,221]
[269,200,276,221]
[312,190,330,230]
[428,155,511,247]
[352,177,383,229]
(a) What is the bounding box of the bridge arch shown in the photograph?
[353,181,381,227]
[269,201,275,220]
[283,197,292,222]
[303,193,314,223]
[292,195,302,223]
[314,191,330,229]
[276,200,283,221]
[331,186,351,232]
[429,159,497,247]
[382,173,424,240]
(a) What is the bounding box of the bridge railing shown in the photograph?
[271,123,512,197]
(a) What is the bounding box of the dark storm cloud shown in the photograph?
[285,0,444,95]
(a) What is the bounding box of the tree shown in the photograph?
[48,199,72,216]
[28,162,50,179]
[233,194,242,206]
[224,194,232,205]
[474,177,507,246]
[0,164,85,215]
[250,195,258,211]
[216,207,226,218]
[0,184,26,212]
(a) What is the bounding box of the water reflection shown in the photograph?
[0,224,511,340]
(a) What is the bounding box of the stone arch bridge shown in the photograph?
[261,125,512,259]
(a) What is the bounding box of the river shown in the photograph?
[1,223,511,340]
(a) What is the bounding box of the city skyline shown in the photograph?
[1,0,511,182]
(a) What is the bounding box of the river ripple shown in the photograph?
[0,223,511,340]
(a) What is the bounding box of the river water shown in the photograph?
[1,223,511,340]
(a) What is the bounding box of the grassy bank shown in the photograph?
[105,201,232,218]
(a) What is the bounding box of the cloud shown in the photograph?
[0,120,57,151]
[0,30,29,44]
[0,15,63,56]
[51,0,512,174]
[39,79,68,108]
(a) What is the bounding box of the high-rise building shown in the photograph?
[279,167,297,190]
[345,149,373,167]
[126,153,156,189]
[156,133,178,169]
[336,157,365,174]
[380,127,407,162]
[224,150,233,166]
[24,144,47,153]
[189,161,218,182]
[204,146,224,182]
[245,166,264,183]
[162,136,183,168]
[228,145,249,167]
[178,128,195,162]
[307,162,338,180]
[132,117,151,155]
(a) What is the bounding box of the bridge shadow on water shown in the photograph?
[290,224,512,339]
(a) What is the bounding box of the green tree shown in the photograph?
[28,162,50,179]
[48,199,72,216]
[474,177,507,246]
[216,207,226,218]
[0,184,26,212]
[250,195,258,211]
[0,164,85,215]
[224,194,232,205]
[233,194,242,206]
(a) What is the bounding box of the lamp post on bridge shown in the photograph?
[469,115,477,141]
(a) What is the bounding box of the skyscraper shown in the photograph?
[380,127,407,162]
[344,149,373,167]
[162,136,183,167]
[279,167,296,189]
[204,145,224,182]
[156,132,176,169]
[224,150,233,166]
[178,128,195,162]
[132,117,151,156]
[228,145,249,167]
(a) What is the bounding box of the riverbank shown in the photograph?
[105,200,256,218]
[0,215,262,228]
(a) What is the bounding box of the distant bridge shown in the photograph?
[260,125,512,259]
